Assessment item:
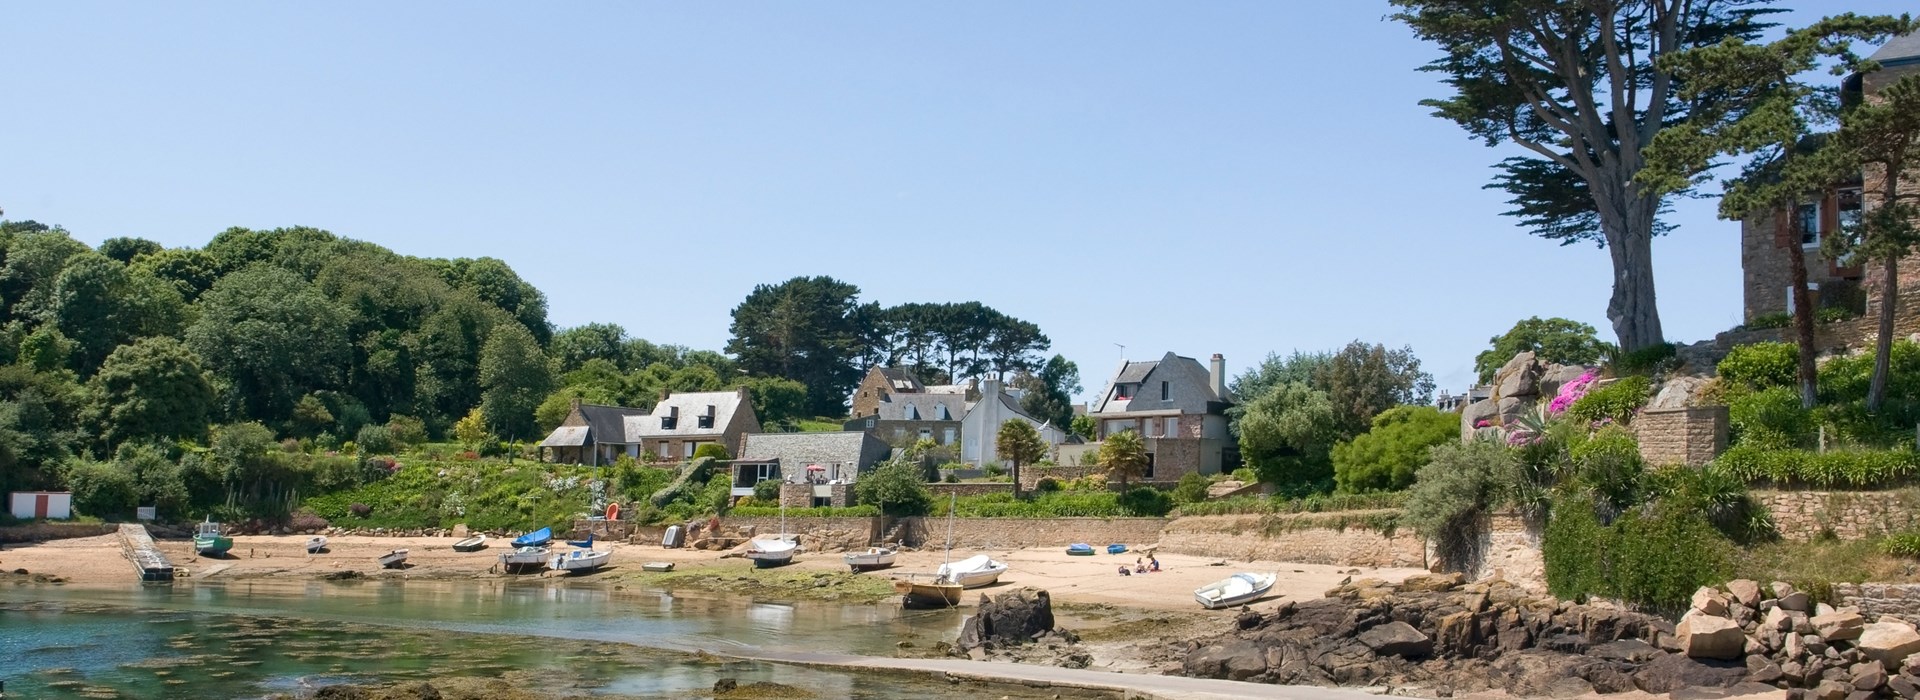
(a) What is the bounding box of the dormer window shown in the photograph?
[1115,384,1135,400]
[1160,381,1169,401]
[697,405,715,429]
[662,406,679,430]
[905,404,920,420]
[936,404,950,421]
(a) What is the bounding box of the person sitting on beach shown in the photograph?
[1135,564,1147,574]
[1149,557,1160,572]
[1117,565,1131,576]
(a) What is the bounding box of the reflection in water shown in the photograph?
[0,580,1060,700]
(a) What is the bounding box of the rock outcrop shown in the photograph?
[953,587,1089,668]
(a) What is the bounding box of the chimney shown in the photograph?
[1210,354,1228,400]
[660,388,672,403]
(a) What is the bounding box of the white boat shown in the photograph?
[936,554,1007,589]
[549,548,611,573]
[844,546,897,572]
[499,546,550,572]
[641,561,674,573]
[377,549,409,569]
[899,494,969,609]
[746,536,797,568]
[1194,572,1278,609]
[452,535,487,552]
[305,536,328,553]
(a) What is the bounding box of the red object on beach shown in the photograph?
[605,502,621,521]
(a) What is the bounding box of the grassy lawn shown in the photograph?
[1731,537,1920,603]
[794,418,846,432]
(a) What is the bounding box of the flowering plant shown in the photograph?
[1547,369,1599,415]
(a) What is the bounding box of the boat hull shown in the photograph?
[749,552,794,568]
[844,548,896,572]
[895,579,965,609]
[193,536,233,556]
[550,550,610,573]
[306,537,327,553]
[950,569,1003,589]
[451,536,487,552]
[1194,572,1278,610]
[499,547,550,572]
[377,550,409,569]
[1106,544,1128,555]
[641,561,674,573]
[1066,544,1093,556]
[511,528,552,548]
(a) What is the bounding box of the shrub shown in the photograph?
[1727,386,1813,449]
[692,443,731,461]
[1231,468,1258,483]
[1171,473,1211,504]
[1568,427,1645,515]
[854,460,933,516]
[730,505,881,517]
[1567,376,1652,426]
[1331,406,1457,493]
[1718,342,1797,390]
[943,472,960,483]
[1745,313,1791,330]
[1817,307,1858,323]
[985,462,1006,477]
[1117,487,1174,516]
[1610,343,1678,376]
[1545,496,1732,613]
[61,460,138,519]
[289,509,330,531]
[355,425,397,456]
[349,503,372,518]
[385,415,428,447]
[1403,440,1519,570]
[1034,476,1063,492]
[1714,445,1920,488]
[752,479,781,502]
[1884,532,1920,558]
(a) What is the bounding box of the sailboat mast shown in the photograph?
[943,492,956,567]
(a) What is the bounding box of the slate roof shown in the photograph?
[575,404,649,445]
[629,390,747,440]
[876,367,924,392]
[539,426,589,447]
[1114,361,1159,384]
[1089,352,1228,414]
[1871,33,1920,67]
[875,393,968,422]
[740,431,890,470]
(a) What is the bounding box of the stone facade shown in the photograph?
[1633,406,1728,467]
[1754,488,1920,541]
[776,481,855,509]
[722,515,882,552]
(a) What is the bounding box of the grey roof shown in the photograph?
[875,393,967,422]
[875,367,924,392]
[1090,352,1228,414]
[740,431,889,469]
[629,390,747,440]
[1115,361,1159,384]
[1872,33,1920,66]
[540,426,589,447]
[577,404,649,445]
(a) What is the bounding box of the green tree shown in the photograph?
[550,323,629,373]
[87,337,215,449]
[97,237,162,264]
[1230,350,1332,408]
[49,252,189,375]
[996,418,1046,497]
[1390,0,1780,352]
[478,323,554,440]
[0,364,87,495]
[1317,341,1435,439]
[1474,317,1609,383]
[734,376,808,428]
[185,265,351,422]
[130,248,220,302]
[1069,414,1096,441]
[1233,382,1338,494]
[1826,73,1920,411]
[1013,354,1081,429]
[1331,405,1459,493]
[0,228,90,323]
[433,256,551,344]
[18,325,75,373]
[1643,15,1912,410]
[1098,428,1149,491]
[854,459,933,516]
[726,276,869,416]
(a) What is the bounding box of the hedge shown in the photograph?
[1715,444,1920,489]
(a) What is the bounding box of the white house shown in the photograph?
[960,378,1066,467]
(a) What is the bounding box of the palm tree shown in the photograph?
[1099,429,1148,491]
[996,419,1046,498]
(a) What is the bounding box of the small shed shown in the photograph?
[9,491,73,520]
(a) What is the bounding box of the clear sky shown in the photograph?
[0,2,1909,404]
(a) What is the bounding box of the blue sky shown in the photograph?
[0,2,1909,404]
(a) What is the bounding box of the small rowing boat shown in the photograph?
[451,535,488,552]
[511,527,552,548]
[1194,572,1278,609]
[377,549,410,569]
[1066,543,1094,556]
[305,536,328,553]
[844,546,897,572]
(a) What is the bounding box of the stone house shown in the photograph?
[1085,352,1237,485]
[959,378,1067,468]
[842,392,967,447]
[1737,35,1919,326]
[848,366,974,420]
[537,401,649,466]
[629,388,760,461]
[731,431,893,503]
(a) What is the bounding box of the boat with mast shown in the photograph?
[745,487,797,568]
[895,493,965,608]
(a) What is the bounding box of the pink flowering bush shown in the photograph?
[1547,369,1599,415]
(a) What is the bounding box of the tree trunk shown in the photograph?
[1784,209,1819,409]
[1870,253,1899,412]
[1595,181,1667,353]
[1010,460,1022,501]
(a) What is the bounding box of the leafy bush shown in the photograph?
[985,462,1006,477]
[1034,476,1063,492]
[1117,487,1174,516]
[1717,342,1797,389]
[355,425,397,456]
[385,415,428,448]
[1231,468,1258,483]
[854,460,933,516]
[1568,427,1645,515]
[1817,307,1858,323]
[1544,496,1732,614]
[1331,405,1457,493]
[1567,376,1652,425]
[1170,473,1210,504]
[692,443,731,461]
[752,479,781,502]
[1714,445,1920,488]
[61,460,138,518]
[1745,313,1791,330]
[1727,386,1813,449]
[1883,532,1920,558]
[1609,343,1677,376]
[1402,440,1519,569]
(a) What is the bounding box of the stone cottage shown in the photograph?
[730,431,893,503]
[537,400,649,466]
[630,388,760,461]
[1084,352,1238,485]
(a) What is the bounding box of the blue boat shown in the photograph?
[566,533,594,548]
[1106,543,1128,555]
[512,527,552,548]
[1066,543,1094,556]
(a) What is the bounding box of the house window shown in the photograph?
[1838,187,1864,235]
[918,427,933,440]
[658,442,671,458]
[905,404,920,420]
[1796,202,1821,247]
[1785,283,1821,315]
[1144,453,1155,480]
[1115,384,1134,400]
[1160,381,1169,401]
[662,406,679,430]
[684,442,699,458]
[1103,419,1137,438]
[1164,417,1179,437]
[942,427,956,444]
[697,405,715,429]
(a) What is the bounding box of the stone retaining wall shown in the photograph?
[925,483,1014,499]
[1832,583,1920,625]
[0,521,117,544]
[1753,488,1920,541]
[1634,406,1727,467]
[1157,513,1426,568]
[888,516,1167,549]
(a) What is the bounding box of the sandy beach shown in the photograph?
[0,531,1423,613]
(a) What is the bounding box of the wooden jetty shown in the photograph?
[117,523,175,583]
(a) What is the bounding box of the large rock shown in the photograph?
[1765,607,1794,632]
[1727,580,1763,608]
[1184,640,1268,682]
[1634,653,1750,694]
[1397,572,1465,593]
[1358,621,1433,659]
[1539,364,1592,399]
[1493,352,1542,399]
[956,587,1056,651]
[1814,611,1867,643]
[1678,613,1747,660]
[1649,376,1712,410]
[1693,587,1731,616]
[1780,591,1813,612]
[1858,620,1920,670]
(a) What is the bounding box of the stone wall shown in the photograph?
[0,521,117,544]
[1753,488,1920,541]
[721,515,882,551]
[1157,513,1427,569]
[889,516,1167,549]
[1633,405,1728,467]
[1832,583,1920,626]
[1466,513,1545,591]
[926,482,1014,499]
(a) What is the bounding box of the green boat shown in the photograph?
[194,518,233,556]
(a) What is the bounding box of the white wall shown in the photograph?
[9,492,73,520]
